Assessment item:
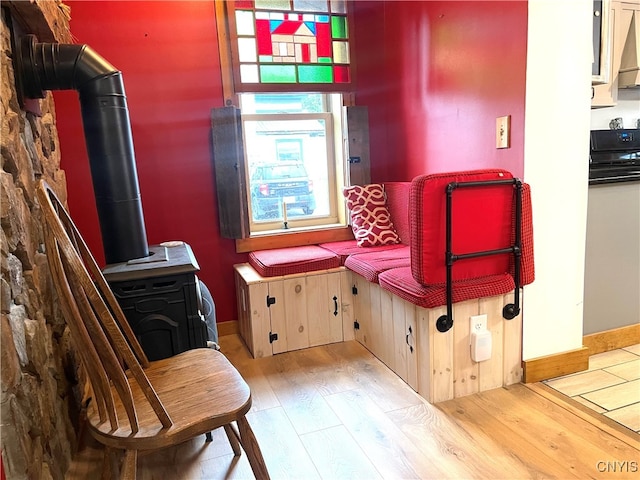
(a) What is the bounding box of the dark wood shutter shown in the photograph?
[210,107,250,239]
[346,106,371,186]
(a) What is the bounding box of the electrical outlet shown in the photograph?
[496,115,510,149]
[470,314,488,336]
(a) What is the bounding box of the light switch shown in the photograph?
[496,115,511,149]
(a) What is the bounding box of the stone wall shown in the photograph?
[1,3,80,479]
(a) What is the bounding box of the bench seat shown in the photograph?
[236,169,534,404]
[378,266,515,309]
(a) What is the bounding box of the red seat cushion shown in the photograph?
[410,169,519,285]
[318,240,405,265]
[378,267,515,309]
[344,246,411,283]
[248,246,340,277]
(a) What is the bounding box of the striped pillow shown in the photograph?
[343,184,400,247]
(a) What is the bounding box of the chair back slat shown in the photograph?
[43,230,118,428]
[71,221,151,369]
[37,181,173,432]
[62,255,141,433]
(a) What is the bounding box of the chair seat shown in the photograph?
[88,348,251,451]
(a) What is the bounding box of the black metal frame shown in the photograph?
[435,178,523,333]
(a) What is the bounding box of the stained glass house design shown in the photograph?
[230,1,352,86]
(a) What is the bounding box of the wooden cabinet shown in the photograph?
[592,1,637,107]
[619,3,640,87]
[350,271,522,403]
[351,276,418,390]
[234,264,347,358]
[593,0,612,85]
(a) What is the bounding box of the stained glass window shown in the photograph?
[227,0,352,90]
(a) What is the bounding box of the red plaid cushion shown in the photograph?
[511,183,535,286]
[379,267,515,308]
[344,246,410,283]
[384,182,411,245]
[249,246,340,277]
[318,240,405,265]
[410,169,515,285]
[343,184,400,247]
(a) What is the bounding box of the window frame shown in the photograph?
[212,0,367,250]
[240,95,346,234]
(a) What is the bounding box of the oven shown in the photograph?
[589,129,640,185]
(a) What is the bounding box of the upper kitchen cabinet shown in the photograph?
[593,0,612,84]
[592,0,639,107]
[619,6,640,87]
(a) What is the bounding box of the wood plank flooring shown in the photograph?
[66,335,640,479]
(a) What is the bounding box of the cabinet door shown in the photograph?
[352,274,372,350]
[281,276,308,352]
[592,2,635,107]
[404,300,419,391]
[593,0,612,84]
[340,270,356,342]
[307,272,343,347]
[377,287,394,368]
[246,281,273,358]
[391,296,418,390]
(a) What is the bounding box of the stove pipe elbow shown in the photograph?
[16,35,149,265]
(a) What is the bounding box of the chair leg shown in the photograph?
[224,423,242,456]
[120,450,137,480]
[101,447,136,480]
[101,446,120,480]
[101,447,114,480]
[237,416,270,480]
[205,431,213,442]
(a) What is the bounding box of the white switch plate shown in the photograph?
[470,314,488,337]
[496,115,510,149]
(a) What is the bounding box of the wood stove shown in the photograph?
[103,242,209,361]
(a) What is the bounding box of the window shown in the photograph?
[240,92,345,233]
[213,1,369,244]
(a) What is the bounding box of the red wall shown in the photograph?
[353,1,527,182]
[53,1,245,323]
[54,1,528,323]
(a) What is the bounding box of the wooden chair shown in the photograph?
[36,180,270,480]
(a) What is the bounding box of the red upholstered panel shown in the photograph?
[249,246,340,277]
[410,169,517,285]
[344,246,411,283]
[379,267,515,309]
[318,240,405,265]
[384,182,411,245]
[513,182,535,286]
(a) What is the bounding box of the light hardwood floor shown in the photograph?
[66,335,640,479]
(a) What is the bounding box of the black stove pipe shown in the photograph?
[15,35,149,264]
